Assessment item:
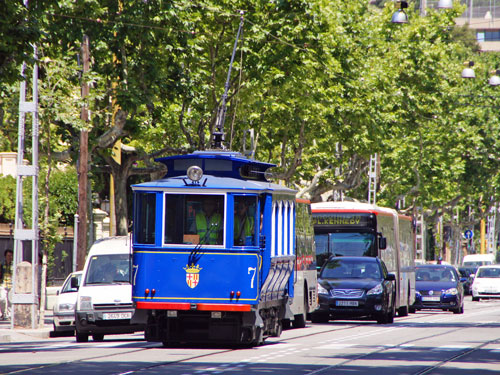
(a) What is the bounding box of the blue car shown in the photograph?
[411,264,464,314]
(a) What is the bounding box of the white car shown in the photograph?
[471,265,500,301]
[53,271,82,333]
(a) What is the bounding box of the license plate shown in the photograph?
[422,296,440,302]
[102,312,132,320]
[336,300,359,307]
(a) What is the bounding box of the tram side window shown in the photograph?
[135,193,156,244]
[164,194,225,246]
[234,196,257,246]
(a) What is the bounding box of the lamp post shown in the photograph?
[461,63,499,255]
[392,0,454,24]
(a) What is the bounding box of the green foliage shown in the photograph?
[1,0,498,235]
[0,175,16,223]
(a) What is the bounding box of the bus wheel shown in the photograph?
[292,289,308,329]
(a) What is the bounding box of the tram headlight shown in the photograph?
[367,283,383,295]
[187,166,203,182]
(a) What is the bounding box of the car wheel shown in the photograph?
[76,332,88,343]
[376,313,388,324]
[472,296,480,302]
[409,306,416,314]
[387,305,395,324]
[311,312,329,323]
[92,334,104,341]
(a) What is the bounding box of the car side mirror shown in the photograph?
[378,236,387,250]
[386,273,396,281]
[56,289,60,296]
[70,276,80,290]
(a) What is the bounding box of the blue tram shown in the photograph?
[131,150,313,345]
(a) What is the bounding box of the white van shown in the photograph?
[462,254,496,268]
[73,236,144,342]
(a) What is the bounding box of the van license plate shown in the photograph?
[103,312,132,320]
[336,300,358,307]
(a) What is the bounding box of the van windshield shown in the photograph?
[85,254,131,285]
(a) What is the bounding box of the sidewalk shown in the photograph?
[0,311,54,343]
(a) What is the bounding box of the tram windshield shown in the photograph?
[164,194,225,246]
[315,232,376,265]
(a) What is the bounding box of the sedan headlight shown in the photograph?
[318,283,329,295]
[444,288,458,295]
[58,303,76,312]
[367,283,383,295]
[79,296,92,311]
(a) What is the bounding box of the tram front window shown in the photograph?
[315,232,376,261]
[233,196,257,246]
[164,194,224,246]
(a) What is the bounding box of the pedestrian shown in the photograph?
[0,249,13,320]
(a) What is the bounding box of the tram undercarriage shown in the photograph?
[144,305,285,346]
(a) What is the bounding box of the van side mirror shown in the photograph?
[378,236,387,250]
[70,276,80,290]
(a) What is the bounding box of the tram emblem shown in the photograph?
[184,264,202,288]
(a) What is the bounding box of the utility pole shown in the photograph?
[77,35,90,270]
[368,153,378,205]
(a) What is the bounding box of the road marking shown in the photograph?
[317,343,356,350]
[433,345,473,351]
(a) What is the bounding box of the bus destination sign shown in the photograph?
[312,213,373,227]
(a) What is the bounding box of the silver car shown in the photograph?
[53,271,82,333]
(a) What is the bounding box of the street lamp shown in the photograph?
[489,70,500,86]
[391,1,409,24]
[437,0,453,9]
[461,61,476,79]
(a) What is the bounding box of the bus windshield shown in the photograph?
[315,232,376,265]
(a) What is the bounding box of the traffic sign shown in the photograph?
[464,229,474,239]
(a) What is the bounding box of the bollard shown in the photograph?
[13,261,36,329]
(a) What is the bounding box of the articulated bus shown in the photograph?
[311,201,415,316]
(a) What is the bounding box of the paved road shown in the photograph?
[1,297,499,375]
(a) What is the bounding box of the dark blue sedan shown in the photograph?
[410,264,464,314]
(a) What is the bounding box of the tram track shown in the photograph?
[2,300,499,375]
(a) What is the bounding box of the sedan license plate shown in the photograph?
[103,312,132,320]
[336,300,359,307]
[422,296,440,302]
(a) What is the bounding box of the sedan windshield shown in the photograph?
[321,259,381,279]
[476,268,500,278]
[416,268,457,282]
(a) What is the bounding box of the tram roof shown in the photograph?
[132,174,296,194]
[155,151,275,182]
[134,151,295,194]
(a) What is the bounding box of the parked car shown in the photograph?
[74,236,144,342]
[458,267,475,295]
[411,264,464,314]
[471,265,500,301]
[52,271,82,334]
[311,256,396,324]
